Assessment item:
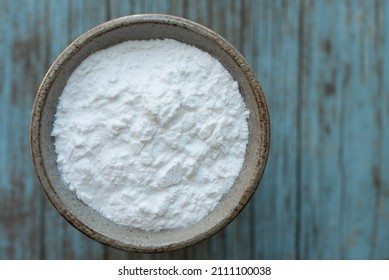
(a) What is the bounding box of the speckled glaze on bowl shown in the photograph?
[30,14,270,253]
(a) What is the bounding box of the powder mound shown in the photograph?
[52,39,249,231]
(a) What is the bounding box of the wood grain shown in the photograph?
[1,0,389,259]
[249,0,300,259]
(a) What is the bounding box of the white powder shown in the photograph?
[52,39,249,231]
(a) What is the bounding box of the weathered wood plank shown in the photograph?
[0,0,47,259]
[0,0,15,259]
[298,0,345,259]
[297,0,389,259]
[250,0,300,259]
[371,0,389,260]
[338,0,387,259]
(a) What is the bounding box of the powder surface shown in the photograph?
[52,39,249,231]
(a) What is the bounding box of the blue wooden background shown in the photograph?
[1,0,389,259]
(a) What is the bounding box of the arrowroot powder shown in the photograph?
[52,39,249,231]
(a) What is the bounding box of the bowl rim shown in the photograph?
[30,13,271,253]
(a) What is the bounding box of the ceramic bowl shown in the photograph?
[30,14,270,253]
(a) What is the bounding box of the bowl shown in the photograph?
[30,14,270,253]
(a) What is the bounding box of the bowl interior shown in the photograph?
[32,15,269,252]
